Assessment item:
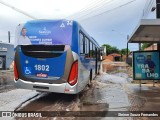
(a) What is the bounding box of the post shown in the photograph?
[153,80,155,87]
[126,35,129,59]
[127,42,129,59]
[139,43,141,51]
[139,43,141,87]
[8,31,10,43]
[157,43,160,50]
[105,46,107,56]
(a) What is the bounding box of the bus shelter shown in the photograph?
[128,19,160,87]
[128,19,160,43]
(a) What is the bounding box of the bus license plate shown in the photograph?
[36,73,48,78]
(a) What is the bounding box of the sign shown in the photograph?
[24,67,32,75]
[17,20,73,46]
[133,51,160,80]
[0,47,7,52]
[36,73,48,78]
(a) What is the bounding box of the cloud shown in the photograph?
[78,0,146,50]
[0,0,146,50]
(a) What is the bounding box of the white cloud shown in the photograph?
[2,0,98,19]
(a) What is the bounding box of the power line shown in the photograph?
[66,0,106,18]
[79,0,137,20]
[0,0,37,19]
[67,0,114,19]
[76,0,137,21]
[72,0,115,20]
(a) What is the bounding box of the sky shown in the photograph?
[0,0,147,50]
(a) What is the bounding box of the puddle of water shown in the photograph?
[76,84,110,118]
[126,84,160,112]
[79,85,106,104]
[79,102,108,111]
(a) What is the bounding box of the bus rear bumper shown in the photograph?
[14,79,78,94]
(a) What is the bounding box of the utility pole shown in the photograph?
[139,43,141,51]
[8,31,10,43]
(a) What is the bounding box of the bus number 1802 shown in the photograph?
[34,65,49,71]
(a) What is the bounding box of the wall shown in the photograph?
[142,0,156,19]
[0,43,14,69]
[144,44,158,51]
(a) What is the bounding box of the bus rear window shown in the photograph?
[21,45,65,58]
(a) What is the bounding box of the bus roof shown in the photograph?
[15,19,100,48]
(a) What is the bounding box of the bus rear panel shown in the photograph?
[14,19,100,94]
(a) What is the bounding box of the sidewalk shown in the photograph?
[0,89,38,111]
[0,69,15,93]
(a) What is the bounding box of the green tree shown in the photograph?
[120,48,130,55]
[102,44,130,55]
[102,44,112,55]
[142,43,151,50]
[102,44,120,55]
[112,46,120,54]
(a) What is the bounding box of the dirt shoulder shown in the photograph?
[0,70,15,92]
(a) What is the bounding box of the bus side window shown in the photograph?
[80,32,84,54]
[88,39,90,57]
[85,37,89,57]
[90,42,93,58]
[98,49,101,61]
[93,44,96,58]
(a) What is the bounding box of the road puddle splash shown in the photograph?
[79,102,108,111]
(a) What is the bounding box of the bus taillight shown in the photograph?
[68,61,78,86]
[14,61,19,80]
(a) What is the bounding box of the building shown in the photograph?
[104,53,121,62]
[144,43,158,51]
[0,43,14,70]
[128,0,160,45]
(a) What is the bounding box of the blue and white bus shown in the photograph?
[14,19,101,94]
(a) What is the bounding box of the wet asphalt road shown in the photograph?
[15,81,109,120]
